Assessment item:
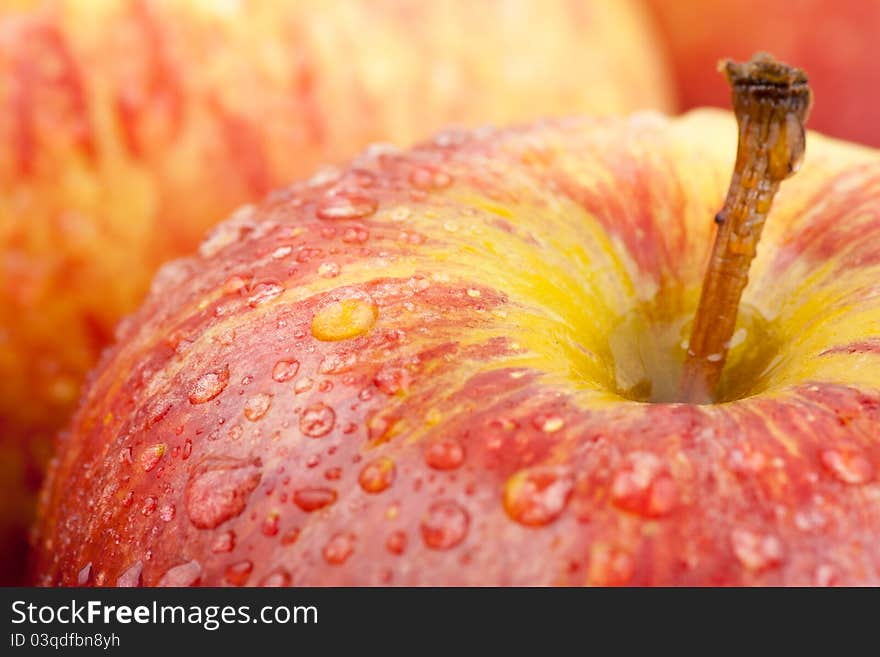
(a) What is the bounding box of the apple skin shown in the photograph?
[33,110,880,586]
[0,0,673,584]
[646,0,880,146]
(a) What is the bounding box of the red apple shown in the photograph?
[32,78,880,584]
[0,0,674,584]
[646,0,880,146]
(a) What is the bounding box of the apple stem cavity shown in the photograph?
[679,53,812,404]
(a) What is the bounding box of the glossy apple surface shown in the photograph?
[33,110,880,585]
[0,0,673,583]
[647,0,880,146]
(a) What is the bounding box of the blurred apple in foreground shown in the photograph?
[33,60,880,584]
[0,0,673,583]
[647,0,880,146]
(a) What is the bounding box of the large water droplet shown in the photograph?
[819,446,874,485]
[421,501,469,550]
[731,529,784,572]
[316,194,378,220]
[189,366,230,404]
[225,560,254,586]
[300,403,336,437]
[323,532,356,565]
[186,462,262,529]
[358,457,396,493]
[244,393,272,421]
[610,452,679,518]
[293,487,337,512]
[312,298,378,341]
[503,464,574,526]
[272,359,300,382]
[425,439,465,470]
[157,560,202,587]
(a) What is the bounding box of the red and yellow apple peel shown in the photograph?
[32,55,880,585]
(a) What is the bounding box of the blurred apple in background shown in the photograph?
[33,102,880,585]
[0,0,673,583]
[646,0,880,145]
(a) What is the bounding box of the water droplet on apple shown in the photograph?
[503,464,574,526]
[588,544,635,586]
[212,530,236,553]
[300,402,336,437]
[342,227,370,244]
[272,359,300,382]
[141,496,158,516]
[247,280,284,307]
[189,366,230,404]
[224,559,253,586]
[409,167,453,190]
[293,487,337,512]
[421,501,469,550]
[814,564,837,586]
[358,457,396,493]
[159,503,176,522]
[116,561,143,587]
[425,439,465,470]
[316,194,378,220]
[318,352,356,375]
[610,451,679,517]
[311,298,378,341]
[272,245,293,259]
[262,512,280,536]
[386,530,407,555]
[731,528,784,572]
[244,393,272,421]
[281,528,301,545]
[157,560,201,587]
[140,443,166,472]
[260,570,291,587]
[374,366,409,395]
[318,262,341,278]
[77,562,93,585]
[294,378,314,394]
[186,462,262,529]
[533,413,564,433]
[323,532,356,564]
[819,446,874,485]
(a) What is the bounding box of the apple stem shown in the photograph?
[679,53,812,404]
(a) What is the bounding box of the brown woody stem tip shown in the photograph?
[679,53,813,404]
